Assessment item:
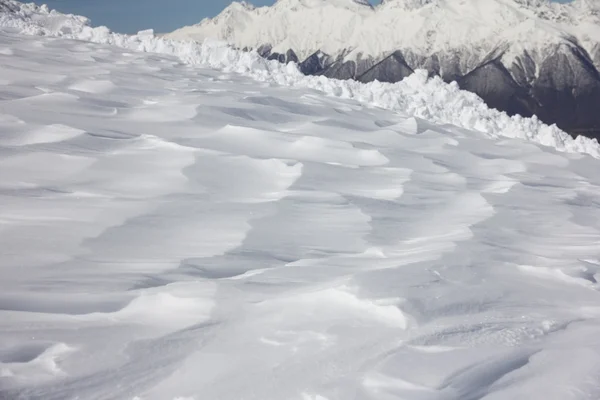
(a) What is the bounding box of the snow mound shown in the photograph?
[0,0,599,157]
[3,3,600,398]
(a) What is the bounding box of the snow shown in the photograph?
[0,0,598,158]
[167,0,600,70]
[2,1,600,399]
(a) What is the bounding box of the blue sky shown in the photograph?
[37,0,276,33]
[37,0,571,34]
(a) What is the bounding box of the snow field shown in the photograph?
[1,28,600,399]
[1,0,599,157]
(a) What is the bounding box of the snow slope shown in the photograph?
[2,2,600,400]
[0,0,598,157]
[168,0,600,70]
[166,0,600,140]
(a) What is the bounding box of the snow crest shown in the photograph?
[1,0,599,157]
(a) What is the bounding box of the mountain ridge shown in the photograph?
[167,0,600,138]
[169,0,600,66]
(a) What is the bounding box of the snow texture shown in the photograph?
[0,0,599,157]
[2,2,600,400]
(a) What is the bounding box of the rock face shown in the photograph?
[358,51,414,83]
[257,45,600,138]
[168,0,600,139]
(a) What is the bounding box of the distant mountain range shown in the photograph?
[167,0,600,139]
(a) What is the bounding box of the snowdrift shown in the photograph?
[1,0,599,158]
[3,2,600,398]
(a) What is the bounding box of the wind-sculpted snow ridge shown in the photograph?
[4,19,600,399]
[1,0,599,158]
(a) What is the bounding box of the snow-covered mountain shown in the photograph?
[168,0,600,139]
[4,1,600,399]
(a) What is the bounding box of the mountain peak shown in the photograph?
[273,0,374,10]
[378,0,436,9]
[169,0,599,63]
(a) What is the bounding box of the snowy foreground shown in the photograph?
[3,4,600,400]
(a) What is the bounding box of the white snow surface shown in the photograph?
[167,0,600,70]
[2,2,600,400]
[0,0,599,158]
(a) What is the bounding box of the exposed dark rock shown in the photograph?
[257,44,272,58]
[355,56,376,78]
[256,43,600,140]
[422,54,441,78]
[510,50,537,87]
[286,49,299,64]
[458,59,536,118]
[298,51,329,75]
[267,52,285,63]
[260,46,298,64]
[533,45,600,136]
[358,51,414,83]
[322,59,357,80]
